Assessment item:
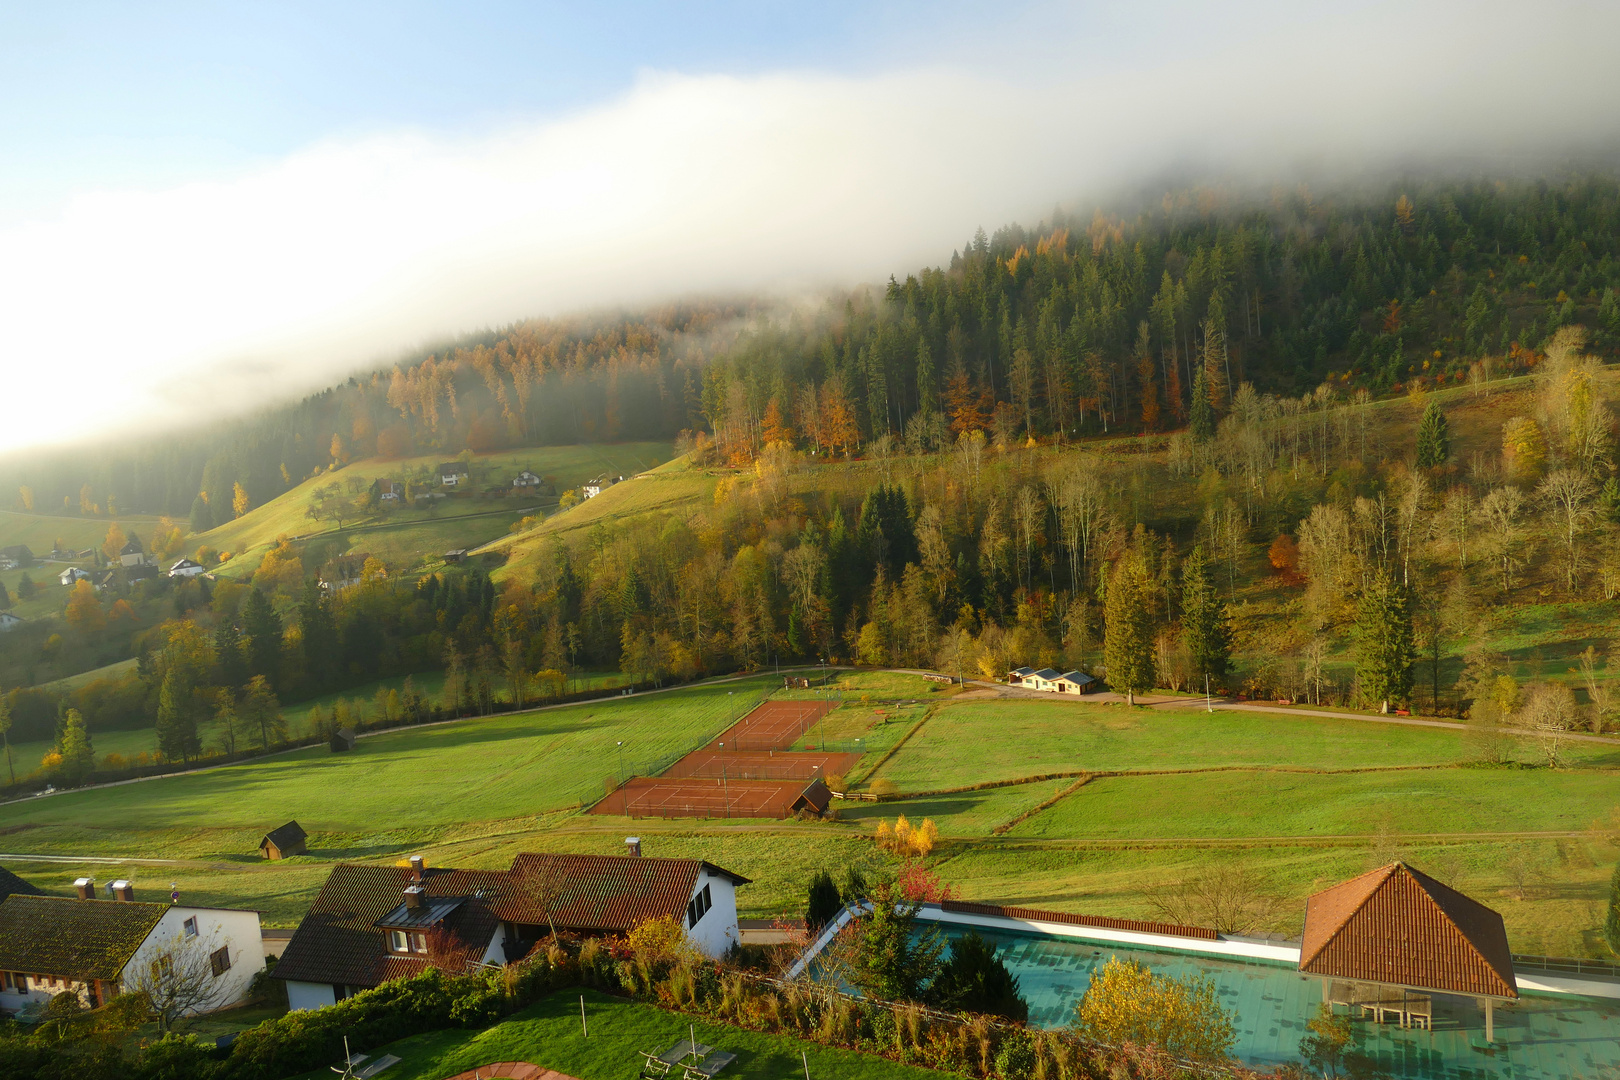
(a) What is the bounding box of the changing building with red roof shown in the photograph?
[274,845,748,1011]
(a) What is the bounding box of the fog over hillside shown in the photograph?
[2,0,1618,453]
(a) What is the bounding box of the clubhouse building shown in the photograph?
[274,847,748,1011]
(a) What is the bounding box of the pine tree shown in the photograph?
[242,587,283,687]
[156,668,200,763]
[1180,547,1231,685]
[1190,367,1214,444]
[915,337,936,417]
[0,579,12,610]
[214,622,248,690]
[1355,572,1414,713]
[1104,554,1157,705]
[805,870,842,931]
[1415,401,1451,468]
[58,708,94,785]
[189,494,213,534]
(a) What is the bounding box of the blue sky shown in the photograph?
[0,2,1027,214]
[0,2,1614,453]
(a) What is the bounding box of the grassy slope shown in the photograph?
[203,442,671,575]
[0,511,166,556]
[291,989,953,1080]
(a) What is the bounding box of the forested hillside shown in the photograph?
[7,176,1620,523]
[7,174,1620,789]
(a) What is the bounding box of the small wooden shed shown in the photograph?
[330,726,357,752]
[791,779,833,816]
[259,821,308,861]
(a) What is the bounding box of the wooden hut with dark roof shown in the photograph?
[259,821,308,860]
[1299,862,1517,1039]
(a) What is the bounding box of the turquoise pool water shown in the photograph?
[928,921,1620,1079]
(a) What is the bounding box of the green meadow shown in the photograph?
[5,668,1619,955]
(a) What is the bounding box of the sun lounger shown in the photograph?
[641,1040,713,1079]
[681,1050,737,1078]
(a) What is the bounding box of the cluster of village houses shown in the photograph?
[0,539,208,633]
[0,831,746,1019]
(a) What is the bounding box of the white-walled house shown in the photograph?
[275,848,747,1011]
[0,880,263,1017]
[167,558,206,578]
[0,613,22,633]
[58,567,91,587]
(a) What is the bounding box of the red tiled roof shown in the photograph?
[1299,862,1516,998]
[940,900,1218,940]
[502,853,747,933]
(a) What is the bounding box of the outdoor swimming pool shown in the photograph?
[925,920,1620,1079]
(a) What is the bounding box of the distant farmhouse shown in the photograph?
[374,479,405,503]
[167,558,205,578]
[0,877,262,1016]
[274,848,746,1011]
[1007,667,1095,694]
[437,462,470,487]
[58,566,91,587]
[118,539,154,568]
[582,474,624,500]
[318,554,372,592]
[512,470,543,489]
[0,545,33,571]
[0,613,23,633]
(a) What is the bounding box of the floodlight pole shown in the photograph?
[1205,673,1212,713]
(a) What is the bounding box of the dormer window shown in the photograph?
[388,930,428,954]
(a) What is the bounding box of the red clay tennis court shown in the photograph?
[664,748,860,781]
[704,699,836,752]
[591,776,806,819]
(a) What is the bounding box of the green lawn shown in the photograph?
[870,699,1620,791]
[836,778,1075,836]
[291,989,958,1080]
[1001,766,1620,840]
[0,677,775,848]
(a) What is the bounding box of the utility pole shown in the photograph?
[1205,673,1213,713]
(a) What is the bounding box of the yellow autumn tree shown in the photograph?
[1074,957,1236,1062]
[64,580,106,632]
[101,522,127,561]
[1502,417,1547,485]
[232,482,250,519]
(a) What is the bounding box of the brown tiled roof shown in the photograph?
[792,779,832,814]
[940,900,1219,941]
[1299,862,1517,998]
[271,865,505,988]
[0,865,42,903]
[0,895,167,980]
[501,853,748,933]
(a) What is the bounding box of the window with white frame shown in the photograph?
[410,932,428,954]
[389,930,409,953]
[182,916,198,938]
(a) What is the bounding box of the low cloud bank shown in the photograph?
[2,1,1616,453]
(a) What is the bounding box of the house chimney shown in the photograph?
[409,855,425,882]
[74,877,95,900]
[111,879,134,902]
[625,836,642,857]
[404,885,426,910]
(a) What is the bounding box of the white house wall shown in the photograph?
[129,906,265,1014]
[685,870,739,957]
[286,979,338,1011]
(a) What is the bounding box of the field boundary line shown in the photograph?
[850,705,937,787]
[992,775,1095,835]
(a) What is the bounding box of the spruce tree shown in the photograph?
[1355,572,1415,713]
[1189,367,1215,443]
[58,709,94,785]
[1180,546,1231,686]
[242,587,283,687]
[805,870,842,931]
[0,579,10,609]
[1104,553,1157,705]
[1415,401,1451,468]
[155,668,199,763]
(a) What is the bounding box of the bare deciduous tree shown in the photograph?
[1479,486,1529,595]
[1537,468,1597,595]
[129,931,234,1032]
[1147,863,1287,935]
